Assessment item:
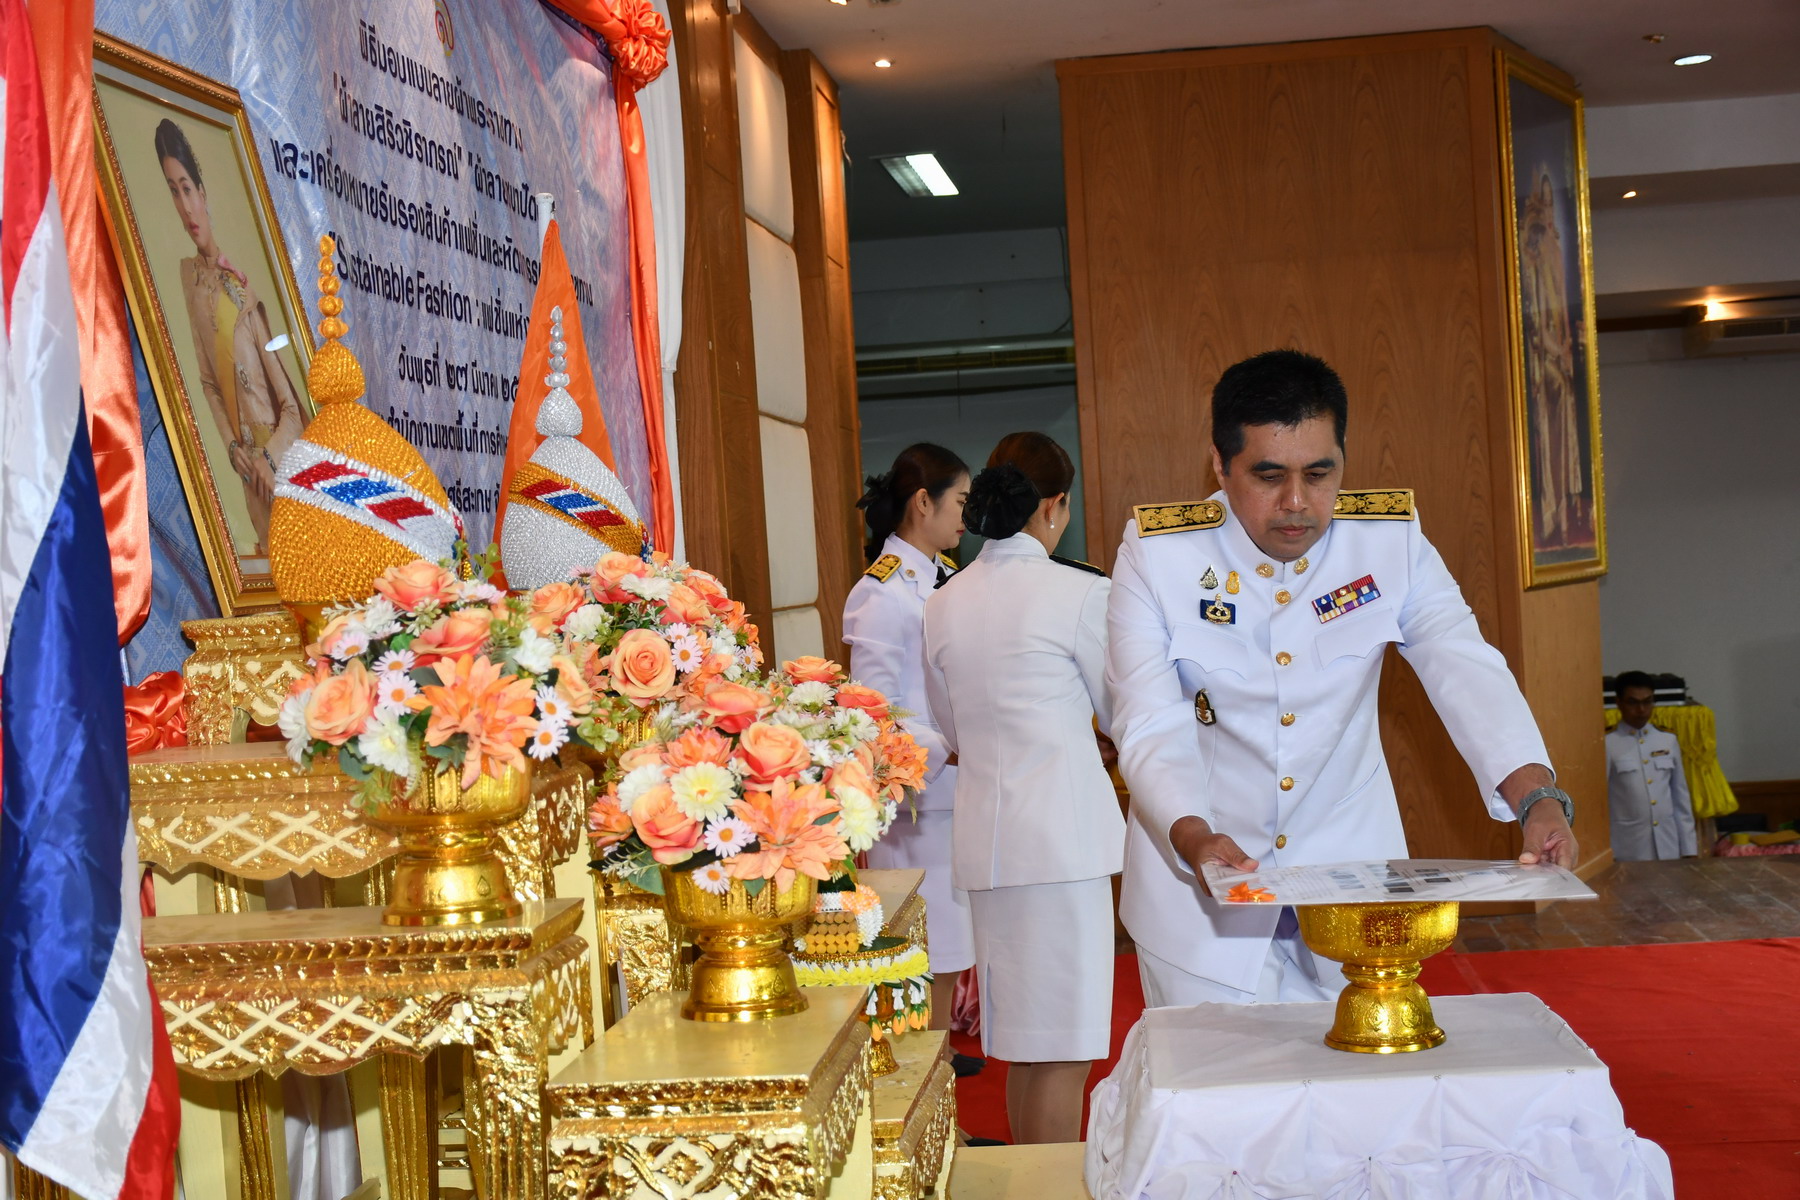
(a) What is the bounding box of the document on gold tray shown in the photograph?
[1201,858,1599,906]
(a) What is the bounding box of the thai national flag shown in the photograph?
[0,0,178,1193]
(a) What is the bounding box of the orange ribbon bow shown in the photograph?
[1226,882,1277,903]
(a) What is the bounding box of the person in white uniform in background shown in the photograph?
[1106,349,1580,1009]
[923,432,1122,1145]
[843,444,978,1049]
[1607,671,1697,860]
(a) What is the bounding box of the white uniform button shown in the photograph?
[1275,651,1293,667]
[1280,777,1295,791]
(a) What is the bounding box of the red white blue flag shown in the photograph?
[0,0,178,1192]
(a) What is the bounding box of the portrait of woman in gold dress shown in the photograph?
[155,117,303,557]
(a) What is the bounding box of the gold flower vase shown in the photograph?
[867,985,900,1077]
[372,763,531,926]
[1297,901,1460,1053]
[661,868,816,1022]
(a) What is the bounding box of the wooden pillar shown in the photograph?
[1058,28,1607,872]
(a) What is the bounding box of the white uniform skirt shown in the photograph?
[865,809,975,973]
[969,876,1114,1062]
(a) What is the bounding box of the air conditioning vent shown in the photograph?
[1686,298,1800,357]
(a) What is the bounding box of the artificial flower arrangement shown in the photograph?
[279,549,765,807]
[586,655,929,895]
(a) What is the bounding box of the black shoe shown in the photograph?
[952,1053,986,1077]
[965,1136,1007,1147]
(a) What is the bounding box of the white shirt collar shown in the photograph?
[1218,491,1334,580]
[883,533,943,587]
[979,531,1049,561]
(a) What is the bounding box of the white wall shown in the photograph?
[1597,329,1800,783]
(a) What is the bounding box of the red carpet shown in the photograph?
[952,939,1800,1199]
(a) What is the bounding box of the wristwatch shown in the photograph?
[1517,785,1574,827]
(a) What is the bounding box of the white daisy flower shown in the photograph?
[511,626,555,675]
[662,622,693,641]
[622,573,674,602]
[670,633,705,675]
[356,714,414,779]
[788,680,834,710]
[562,603,611,642]
[836,786,882,853]
[328,621,371,661]
[459,581,506,603]
[361,596,402,638]
[278,690,311,762]
[374,669,419,717]
[693,861,733,895]
[527,719,570,761]
[372,648,417,675]
[703,817,753,858]
[535,685,572,727]
[805,739,835,768]
[669,762,737,823]
[837,708,879,742]
[617,763,669,812]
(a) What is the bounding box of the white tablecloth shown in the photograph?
[1085,993,1673,1200]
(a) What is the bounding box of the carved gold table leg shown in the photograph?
[379,1054,438,1200]
[11,1162,72,1200]
[235,1076,280,1200]
[469,1000,550,1200]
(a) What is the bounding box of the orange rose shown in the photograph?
[527,582,586,635]
[833,683,890,719]
[307,612,370,661]
[594,550,649,589]
[630,784,702,864]
[550,653,596,714]
[374,560,458,613]
[661,582,712,625]
[610,628,677,703]
[734,721,813,785]
[409,607,494,664]
[588,793,635,852]
[700,681,767,733]
[827,754,876,801]
[619,743,668,772]
[304,660,376,745]
[686,570,727,600]
[783,656,842,684]
[665,727,733,768]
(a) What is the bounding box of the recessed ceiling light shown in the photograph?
[877,153,959,197]
[829,0,848,5]
[1621,190,1638,199]
[1671,54,1713,66]
[874,57,892,69]
[1702,300,1732,322]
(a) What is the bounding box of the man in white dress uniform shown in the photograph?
[1606,672,1697,860]
[1105,350,1580,1007]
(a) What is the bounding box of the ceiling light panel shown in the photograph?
[1671,54,1713,66]
[878,153,959,198]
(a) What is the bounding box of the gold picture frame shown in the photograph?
[93,34,315,615]
[1495,49,1607,588]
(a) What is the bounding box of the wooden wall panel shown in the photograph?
[671,0,772,627]
[783,49,862,663]
[1059,29,1601,864]
[1522,580,1610,876]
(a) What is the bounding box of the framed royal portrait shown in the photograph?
[93,34,315,614]
[1496,50,1607,588]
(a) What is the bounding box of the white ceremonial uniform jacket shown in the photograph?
[1606,722,1696,860]
[922,533,1123,891]
[1106,490,1551,992]
[842,535,958,811]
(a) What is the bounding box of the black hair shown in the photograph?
[964,431,1075,541]
[154,119,204,190]
[1614,670,1656,697]
[856,442,969,562]
[1211,349,1347,468]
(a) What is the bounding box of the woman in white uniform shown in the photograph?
[842,444,976,1032]
[922,432,1122,1145]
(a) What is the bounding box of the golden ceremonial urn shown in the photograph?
[661,867,816,1022]
[373,763,530,926]
[1297,900,1460,1053]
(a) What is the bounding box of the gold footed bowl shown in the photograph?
[371,764,530,926]
[662,867,815,1022]
[1297,900,1460,1053]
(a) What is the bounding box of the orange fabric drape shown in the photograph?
[492,220,622,581]
[123,670,188,755]
[29,0,150,642]
[544,0,675,555]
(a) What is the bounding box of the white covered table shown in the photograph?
[1085,993,1673,1200]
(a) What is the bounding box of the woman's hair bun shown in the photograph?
[963,463,1040,540]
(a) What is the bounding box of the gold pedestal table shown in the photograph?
[547,986,874,1200]
[146,897,591,1200]
[872,1030,956,1200]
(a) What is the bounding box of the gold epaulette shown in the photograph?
[864,554,901,582]
[937,552,958,571]
[1134,500,1224,537]
[1333,489,1415,520]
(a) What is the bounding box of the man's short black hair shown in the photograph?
[1614,670,1656,696]
[1211,349,1348,467]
